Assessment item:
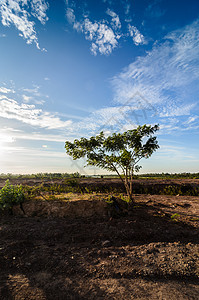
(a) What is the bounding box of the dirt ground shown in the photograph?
[0,189,199,300]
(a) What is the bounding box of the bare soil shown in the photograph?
[0,180,199,299]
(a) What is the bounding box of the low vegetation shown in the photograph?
[0,180,25,212]
[0,177,198,214]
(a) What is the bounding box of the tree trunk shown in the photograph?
[124,178,133,203]
[111,163,133,204]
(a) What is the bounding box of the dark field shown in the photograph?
[0,178,199,299]
[0,177,199,196]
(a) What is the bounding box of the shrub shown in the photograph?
[0,180,25,211]
[171,213,180,219]
[66,179,78,187]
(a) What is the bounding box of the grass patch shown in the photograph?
[171,213,181,220]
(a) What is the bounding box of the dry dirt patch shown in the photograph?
[12,194,108,218]
[0,194,198,299]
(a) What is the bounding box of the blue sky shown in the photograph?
[0,0,199,175]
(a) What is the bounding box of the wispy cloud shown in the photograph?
[22,94,32,103]
[0,95,72,129]
[159,104,196,117]
[0,86,15,93]
[70,100,155,138]
[21,85,41,95]
[66,1,146,55]
[30,0,49,24]
[124,2,130,16]
[0,130,15,143]
[66,7,120,55]
[1,144,66,161]
[106,8,121,30]
[185,116,199,124]
[1,127,66,143]
[159,115,199,135]
[156,144,199,164]
[128,24,146,45]
[111,19,199,120]
[145,0,166,18]
[0,0,48,49]
[20,84,47,104]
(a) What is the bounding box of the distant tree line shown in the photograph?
[0,172,198,181]
[0,172,81,180]
[138,173,199,179]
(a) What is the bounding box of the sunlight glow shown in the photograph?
[0,134,14,157]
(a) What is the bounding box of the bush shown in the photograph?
[0,180,25,211]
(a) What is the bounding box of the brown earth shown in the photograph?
[0,189,199,300]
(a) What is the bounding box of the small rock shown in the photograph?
[102,240,111,247]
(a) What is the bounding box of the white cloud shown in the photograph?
[73,101,153,137]
[124,3,130,16]
[185,116,199,124]
[0,0,48,49]
[66,8,120,55]
[0,86,15,93]
[106,8,121,30]
[1,127,67,143]
[0,131,15,143]
[22,94,32,102]
[30,0,48,24]
[66,3,146,55]
[1,145,66,158]
[112,19,199,119]
[66,7,76,24]
[19,133,66,142]
[21,84,47,104]
[91,22,119,55]
[0,95,72,129]
[22,85,40,94]
[158,115,199,135]
[159,104,196,117]
[128,24,146,45]
[93,105,132,126]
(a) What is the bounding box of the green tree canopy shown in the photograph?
[65,124,159,200]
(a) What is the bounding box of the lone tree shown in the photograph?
[65,124,159,201]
